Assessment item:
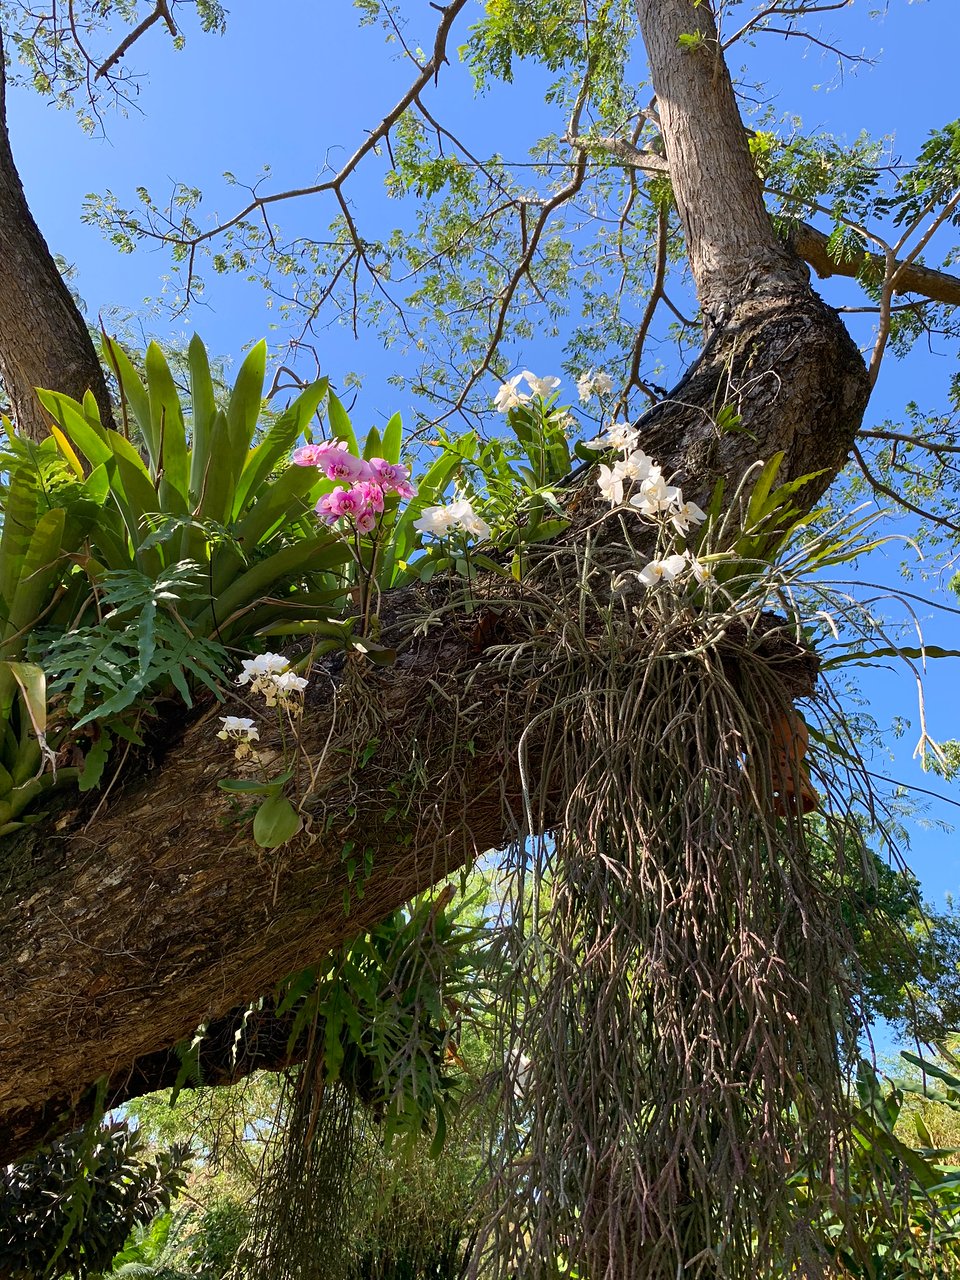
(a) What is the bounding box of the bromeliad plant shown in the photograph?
[21,335,468,820]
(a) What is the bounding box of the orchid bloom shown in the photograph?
[628,472,681,517]
[237,653,290,685]
[446,498,492,540]
[521,370,561,398]
[413,505,455,537]
[369,458,417,498]
[218,715,259,739]
[687,555,713,585]
[493,374,532,413]
[619,448,655,483]
[597,462,626,507]
[636,554,689,587]
[415,498,491,541]
[217,714,261,759]
[669,498,708,536]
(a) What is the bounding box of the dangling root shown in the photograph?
[243,1041,364,1280]
[472,547,876,1280]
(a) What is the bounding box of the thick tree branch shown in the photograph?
[568,133,960,311]
[0,608,515,1162]
[0,24,114,438]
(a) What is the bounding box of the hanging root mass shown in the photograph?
[474,550,875,1280]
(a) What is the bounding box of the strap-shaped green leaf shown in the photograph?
[197,535,350,640]
[226,339,267,461]
[326,392,359,455]
[101,334,152,447]
[145,341,190,509]
[380,411,403,464]
[187,334,218,505]
[232,376,328,518]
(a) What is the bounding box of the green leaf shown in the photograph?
[326,392,360,456]
[362,426,382,460]
[187,334,219,505]
[745,452,786,528]
[145,341,190,510]
[381,411,403,464]
[226,339,267,461]
[253,792,303,848]
[218,777,285,795]
[232,377,329,517]
[78,728,113,792]
[101,334,152,446]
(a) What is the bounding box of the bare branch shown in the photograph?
[619,202,669,415]
[721,1,854,50]
[867,188,960,386]
[859,428,960,456]
[852,442,960,535]
[95,0,178,81]
[119,0,469,260]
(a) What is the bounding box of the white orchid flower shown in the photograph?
[669,497,708,535]
[605,422,640,451]
[414,505,455,537]
[596,462,626,506]
[522,371,561,398]
[637,554,689,587]
[493,374,532,413]
[217,716,259,739]
[619,449,655,482]
[687,555,713,585]
[447,498,491,540]
[629,472,680,517]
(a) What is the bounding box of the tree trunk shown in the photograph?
[0,0,873,1162]
[632,0,869,507]
[0,26,114,439]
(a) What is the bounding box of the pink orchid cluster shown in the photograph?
[292,440,417,535]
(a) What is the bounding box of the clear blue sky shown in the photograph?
[6,1,959,948]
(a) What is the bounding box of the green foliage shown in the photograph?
[800,1061,960,1277]
[277,885,492,1152]
[2,1,227,127]
[0,1121,190,1280]
[35,563,228,728]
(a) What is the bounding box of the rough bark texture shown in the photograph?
[0,608,518,1161]
[0,27,114,439]
[632,0,869,506]
[0,0,875,1162]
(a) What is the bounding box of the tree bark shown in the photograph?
[631,0,869,510]
[0,0,874,1162]
[0,26,114,439]
[0,602,533,1161]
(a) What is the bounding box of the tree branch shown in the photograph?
[568,134,960,311]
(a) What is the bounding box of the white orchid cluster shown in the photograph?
[414,497,492,542]
[586,422,711,589]
[577,369,614,403]
[218,653,309,758]
[493,369,562,413]
[217,715,260,760]
[236,652,309,709]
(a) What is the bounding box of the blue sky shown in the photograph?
[6,1,959,955]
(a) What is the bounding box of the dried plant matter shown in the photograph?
[471,541,873,1280]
